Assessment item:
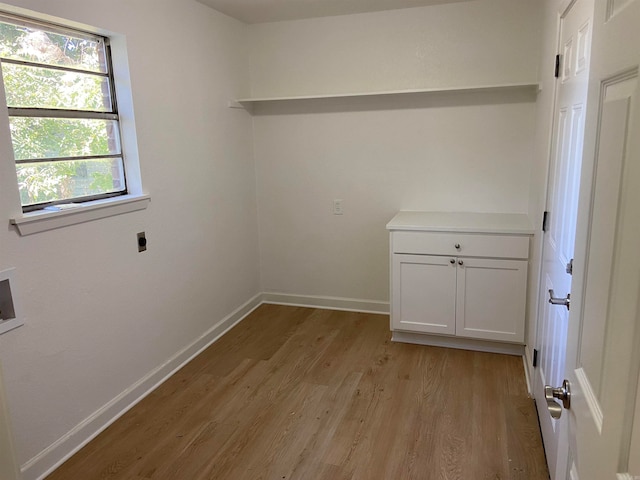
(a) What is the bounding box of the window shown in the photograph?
[0,13,126,212]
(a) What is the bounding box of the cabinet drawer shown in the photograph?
[392,231,529,259]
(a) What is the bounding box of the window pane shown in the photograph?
[2,63,112,111]
[16,157,125,206]
[0,19,107,73]
[9,117,121,160]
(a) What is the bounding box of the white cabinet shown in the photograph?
[388,212,533,352]
[454,257,528,342]
[393,254,457,335]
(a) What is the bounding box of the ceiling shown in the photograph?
[196,0,472,24]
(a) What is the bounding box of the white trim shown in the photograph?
[262,292,389,314]
[575,366,604,433]
[21,293,262,480]
[0,318,22,336]
[0,268,23,336]
[20,292,385,479]
[16,292,540,479]
[0,363,21,480]
[569,461,580,480]
[23,291,539,480]
[559,0,578,19]
[391,331,525,356]
[523,348,534,395]
[616,474,634,480]
[10,194,150,236]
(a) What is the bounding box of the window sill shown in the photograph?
[0,318,24,336]
[9,194,151,236]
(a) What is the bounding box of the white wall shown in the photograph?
[250,0,541,303]
[248,0,541,98]
[0,0,259,472]
[0,0,548,475]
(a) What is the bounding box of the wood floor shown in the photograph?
[47,304,549,480]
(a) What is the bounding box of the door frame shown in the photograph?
[0,361,21,480]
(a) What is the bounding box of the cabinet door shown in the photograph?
[392,254,457,335]
[455,258,527,343]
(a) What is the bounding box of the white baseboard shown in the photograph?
[22,292,388,479]
[20,292,539,480]
[21,293,263,480]
[391,331,525,356]
[261,292,389,315]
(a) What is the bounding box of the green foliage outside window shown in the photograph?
[0,19,124,207]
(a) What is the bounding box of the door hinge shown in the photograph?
[566,258,574,275]
[533,348,539,368]
[555,54,560,78]
[542,211,549,232]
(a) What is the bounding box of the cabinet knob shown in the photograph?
[458,260,464,266]
[455,243,461,249]
[450,258,456,264]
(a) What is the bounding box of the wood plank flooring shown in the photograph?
[47,304,549,480]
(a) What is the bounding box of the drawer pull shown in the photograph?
[458,260,464,266]
[455,243,461,249]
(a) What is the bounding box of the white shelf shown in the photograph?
[236,82,539,105]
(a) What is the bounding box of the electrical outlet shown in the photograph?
[333,199,344,215]
[137,232,147,252]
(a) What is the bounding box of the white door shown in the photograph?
[392,254,456,335]
[0,363,21,480]
[533,0,593,477]
[559,0,640,477]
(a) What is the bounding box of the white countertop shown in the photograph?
[386,211,535,235]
